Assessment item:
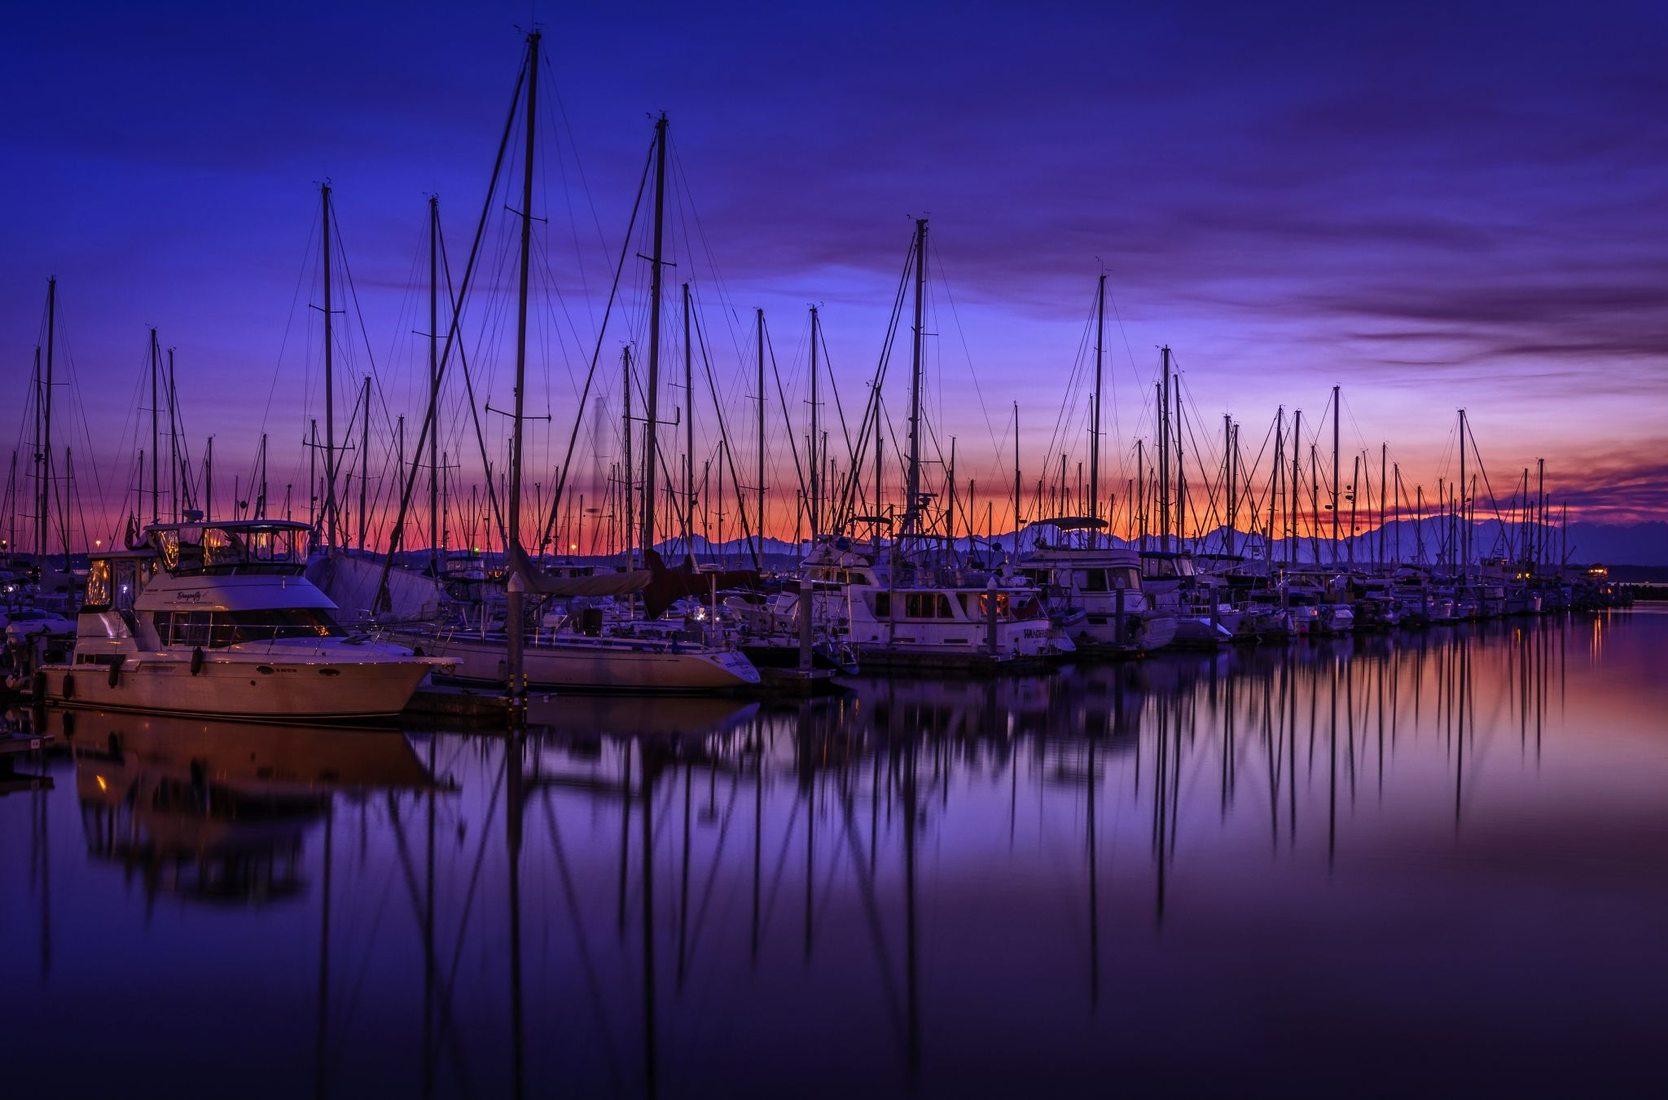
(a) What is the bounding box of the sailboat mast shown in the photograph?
[622,347,634,560]
[322,184,338,549]
[756,308,766,560]
[1290,410,1302,565]
[41,277,56,563]
[167,348,179,521]
[506,29,541,712]
[641,113,668,558]
[809,304,820,541]
[1158,348,1171,552]
[428,195,441,571]
[149,328,161,524]
[1090,274,1105,535]
[903,218,927,536]
[1331,384,1340,564]
[1458,407,1468,583]
[683,281,694,559]
[1013,402,1021,542]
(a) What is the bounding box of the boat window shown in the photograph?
[222,609,343,641]
[873,592,891,617]
[156,610,213,647]
[1082,569,1108,592]
[976,592,1012,619]
[905,593,954,619]
[113,560,140,611]
[85,560,112,609]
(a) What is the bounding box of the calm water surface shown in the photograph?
[4,611,1666,1097]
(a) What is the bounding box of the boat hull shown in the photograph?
[414,634,761,694]
[36,655,435,722]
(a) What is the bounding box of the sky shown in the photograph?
[4,0,1667,553]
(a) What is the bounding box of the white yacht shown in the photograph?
[34,519,450,721]
[799,537,1071,672]
[1016,518,1179,656]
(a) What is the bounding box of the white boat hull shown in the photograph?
[37,652,437,721]
[411,633,761,693]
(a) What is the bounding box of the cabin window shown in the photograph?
[84,560,112,609]
[905,593,953,619]
[113,560,140,611]
[976,592,1012,619]
[873,593,890,617]
[1083,569,1109,592]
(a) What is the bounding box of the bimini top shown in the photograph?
[140,520,314,576]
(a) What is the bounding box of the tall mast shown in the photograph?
[149,328,161,524]
[1158,348,1171,552]
[1290,410,1302,565]
[903,218,927,537]
[809,304,820,542]
[622,347,634,560]
[1013,402,1021,542]
[506,29,541,714]
[1331,384,1340,564]
[1087,273,1100,534]
[1224,414,1235,556]
[755,308,766,559]
[167,348,179,521]
[1458,407,1468,583]
[1173,378,1185,551]
[41,278,56,563]
[428,195,441,572]
[683,282,694,560]
[204,435,214,521]
[640,113,668,558]
[358,374,371,551]
[30,349,41,561]
[322,184,338,549]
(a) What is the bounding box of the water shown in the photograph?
[4,611,1666,1097]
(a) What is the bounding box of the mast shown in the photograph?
[641,113,668,558]
[903,218,927,537]
[506,29,541,713]
[1158,348,1171,552]
[755,307,765,560]
[358,375,370,551]
[204,436,214,521]
[1331,384,1341,563]
[322,184,338,550]
[1135,438,1145,551]
[167,348,179,521]
[1458,408,1468,584]
[1224,415,1236,557]
[809,304,820,542]
[41,278,56,564]
[1173,378,1185,551]
[428,195,441,572]
[1290,410,1302,566]
[622,347,634,561]
[1090,273,1105,536]
[683,282,694,560]
[149,328,161,524]
[1013,402,1021,544]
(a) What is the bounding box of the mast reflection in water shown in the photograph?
[4,611,1667,1097]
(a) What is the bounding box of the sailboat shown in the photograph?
[381,36,761,696]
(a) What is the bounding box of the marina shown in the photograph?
[3,609,1666,1096]
[6,4,1668,1097]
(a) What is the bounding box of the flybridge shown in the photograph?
[129,519,312,575]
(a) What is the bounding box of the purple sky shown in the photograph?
[6,0,1667,549]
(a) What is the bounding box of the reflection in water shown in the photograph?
[4,612,1667,1097]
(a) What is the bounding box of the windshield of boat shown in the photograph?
[153,608,343,647]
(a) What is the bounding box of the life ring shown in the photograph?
[190,647,205,676]
[62,672,75,700]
